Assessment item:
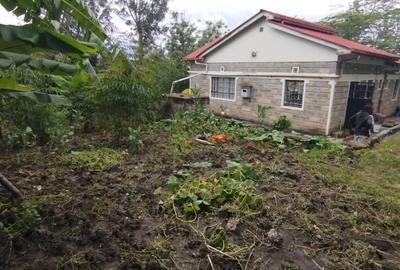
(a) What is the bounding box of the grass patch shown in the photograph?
[296,133,400,212]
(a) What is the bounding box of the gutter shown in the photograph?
[195,59,208,72]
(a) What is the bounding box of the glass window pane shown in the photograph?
[211,77,235,100]
[284,80,304,108]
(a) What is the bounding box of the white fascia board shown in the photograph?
[198,11,271,59]
[269,23,351,55]
[189,71,339,79]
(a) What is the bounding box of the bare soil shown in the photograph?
[0,132,399,270]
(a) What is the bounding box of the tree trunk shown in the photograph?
[0,172,23,199]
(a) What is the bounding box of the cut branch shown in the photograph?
[0,172,23,199]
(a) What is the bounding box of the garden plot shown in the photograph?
[1,112,400,270]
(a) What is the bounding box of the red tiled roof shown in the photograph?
[183,10,400,61]
[183,36,224,61]
[265,9,337,34]
[276,23,400,60]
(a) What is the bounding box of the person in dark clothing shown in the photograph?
[350,104,374,141]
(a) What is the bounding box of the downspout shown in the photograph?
[195,58,208,72]
[326,80,337,135]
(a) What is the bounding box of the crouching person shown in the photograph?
[350,104,374,142]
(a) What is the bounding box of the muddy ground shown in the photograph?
[0,132,399,270]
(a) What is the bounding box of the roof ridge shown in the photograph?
[261,9,337,34]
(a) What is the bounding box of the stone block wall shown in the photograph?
[197,77,332,134]
[207,61,337,74]
[330,81,349,132]
[372,79,400,116]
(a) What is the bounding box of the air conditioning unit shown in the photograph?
[241,87,252,98]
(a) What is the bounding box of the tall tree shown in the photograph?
[321,0,400,53]
[166,12,198,60]
[197,20,228,48]
[115,0,170,56]
[85,0,115,33]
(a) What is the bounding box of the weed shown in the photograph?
[65,147,126,171]
[257,104,270,124]
[169,133,189,161]
[128,127,144,152]
[160,161,262,216]
[0,201,40,239]
[272,115,292,131]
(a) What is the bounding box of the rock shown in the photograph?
[267,228,282,243]
[226,218,240,231]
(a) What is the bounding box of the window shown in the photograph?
[283,80,304,109]
[392,79,399,100]
[211,77,235,100]
[349,80,375,99]
[291,66,300,74]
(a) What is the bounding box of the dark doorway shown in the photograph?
[344,81,375,128]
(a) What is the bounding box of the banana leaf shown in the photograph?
[0,51,78,74]
[0,24,98,57]
[0,77,70,104]
[0,0,106,41]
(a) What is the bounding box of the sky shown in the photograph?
[0,0,353,31]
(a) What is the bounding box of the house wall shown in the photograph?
[206,62,337,74]
[190,74,333,134]
[205,20,339,63]
[337,55,400,118]
[329,81,349,131]
[375,76,400,116]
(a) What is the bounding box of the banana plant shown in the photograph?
[0,0,106,41]
[0,0,107,102]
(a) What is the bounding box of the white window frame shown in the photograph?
[209,76,237,102]
[392,79,400,101]
[280,79,307,111]
[291,66,300,74]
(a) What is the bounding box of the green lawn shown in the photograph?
[296,133,400,213]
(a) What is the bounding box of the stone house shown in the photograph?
[182,10,400,135]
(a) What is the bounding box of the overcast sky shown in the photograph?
[0,0,353,30]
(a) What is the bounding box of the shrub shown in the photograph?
[272,115,292,131]
[0,97,71,151]
[94,76,159,132]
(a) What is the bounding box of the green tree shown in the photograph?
[115,0,170,57]
[197,20,228,47]
[85,0,115,33]
[321,0,400,53]
[166,12,198,60]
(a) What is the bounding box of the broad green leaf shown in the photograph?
[0,78,33,91]
[0,0,18,11]
[0,51,78,74]
[61,0,107,41]
[2,91,70,104]
[0,24,98,56]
